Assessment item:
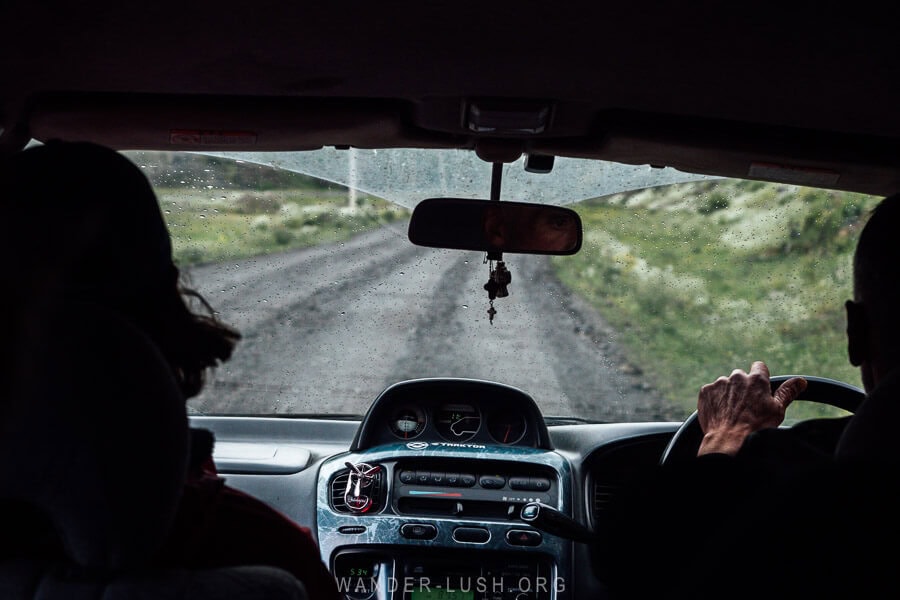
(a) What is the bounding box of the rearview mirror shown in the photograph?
[408,198,582,255]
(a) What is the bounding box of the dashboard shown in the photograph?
[190,378,680,600]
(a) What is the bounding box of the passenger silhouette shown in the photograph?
[0,141,339,600]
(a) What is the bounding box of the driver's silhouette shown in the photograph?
[599,193,900,600]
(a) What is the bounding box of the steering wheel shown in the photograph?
[659,375,865,466]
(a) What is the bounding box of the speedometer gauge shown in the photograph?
[434,403,481,442]
[389,405,426,439]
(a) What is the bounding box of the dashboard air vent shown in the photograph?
[592,482,619,518]
[587,434,673,527]
[330,464,386,514]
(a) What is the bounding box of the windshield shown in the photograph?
[125,149,877,423]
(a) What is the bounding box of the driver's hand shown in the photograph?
[697,361,806,456]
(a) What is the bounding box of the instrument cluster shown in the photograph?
[351,378,552,451]
[388,402,529,446]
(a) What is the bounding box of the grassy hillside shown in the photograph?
[553,180,879,419]
[159,187,405,266]
[127,151,408,267]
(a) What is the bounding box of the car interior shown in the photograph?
[2,3,898,600]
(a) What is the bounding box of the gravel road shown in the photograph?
[186,222,675,421]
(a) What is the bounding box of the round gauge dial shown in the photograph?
[487,411,528,445]
[389,405,426,440]
[434,403,481,442]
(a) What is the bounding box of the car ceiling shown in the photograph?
[2,2,899,196]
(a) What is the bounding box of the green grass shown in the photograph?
[159,187,407,266]
[553,180,879,419]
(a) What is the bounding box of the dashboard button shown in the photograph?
[445,472,459,485]
[338,525,367,535]
[479,475,506,489]
[453,526,490,544]
[459,473,476,487]
[416,471,432,484]
[529,477,551,491]
[429,471,445,484]
[506,529,542,546]
[509,476,530,490]
[399,470,415,484]
[401,523,437,540]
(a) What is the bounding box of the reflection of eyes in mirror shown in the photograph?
[483,205,580,253]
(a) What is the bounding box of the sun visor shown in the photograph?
[538,111,900,198]
[26,95,457,152]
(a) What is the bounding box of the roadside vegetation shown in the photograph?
[554,180,880,419]
[127,152,407,266]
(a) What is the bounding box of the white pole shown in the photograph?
[348,148,358,209]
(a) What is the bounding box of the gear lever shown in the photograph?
[520,502,597,544]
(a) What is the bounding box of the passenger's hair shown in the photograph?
[117,276,241,399]
[0,140,240,399]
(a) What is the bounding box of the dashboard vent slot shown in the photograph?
[592,482,619,518]
[330,466,386,514]
[587,434,673,527]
